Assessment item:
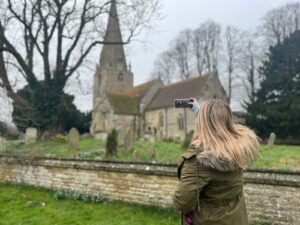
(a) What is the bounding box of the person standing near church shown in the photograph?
[173,99,260,225]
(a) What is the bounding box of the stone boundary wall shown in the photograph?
[0,156,299,225]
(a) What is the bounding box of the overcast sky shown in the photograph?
[129,0,293,85]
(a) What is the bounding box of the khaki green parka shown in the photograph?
[173,146,248,225]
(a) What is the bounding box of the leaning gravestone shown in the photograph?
[267,132,276,149]
[0,137,7,152]
[25,127,37,145]
[68,128,80,152]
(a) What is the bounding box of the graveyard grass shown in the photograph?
[0,183,264,225]
[0,183,179,225]
[4,138,300,171]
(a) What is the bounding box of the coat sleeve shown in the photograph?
[173,154,211,214]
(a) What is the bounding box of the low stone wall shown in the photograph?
[0,156,299,225]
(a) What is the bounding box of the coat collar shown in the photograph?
[190,144,241,172]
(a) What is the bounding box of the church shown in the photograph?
[90,0,228,141]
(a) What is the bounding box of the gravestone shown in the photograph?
[147,147,156,159]
[94,132,107,141]
[133,149,141,161]
[267,132,276,149]
[0,137,7,152]
[124,128,134,152]
[143,134,151,141]
[149,135,155,143]
[68,128,80,152]
[41,131,51,141]
[25,127,37,145]
[19,132,25,141]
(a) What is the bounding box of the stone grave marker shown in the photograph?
[94,132,107,141]
[25,127,37,145]
[68,128,80,152]
[0,137,7,152]
[19,132,25,141]
[147,147,156,159]
[149,135,155,143]
[124,128,134,152]
[267,132,276,149]
[133,149,141,161]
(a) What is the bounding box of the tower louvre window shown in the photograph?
[118,72,124,81]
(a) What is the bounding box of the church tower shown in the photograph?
[98,0,133,91]
[90,0,133,137]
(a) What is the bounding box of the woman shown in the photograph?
[173,99,260,225]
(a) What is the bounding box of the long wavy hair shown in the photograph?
[193,99,259,168]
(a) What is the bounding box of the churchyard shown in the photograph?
[1,131,299,171]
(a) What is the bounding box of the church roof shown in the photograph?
[119,79,158,98]
[107,93,139,115]
[106,79,158,114]
[146,74,212,110]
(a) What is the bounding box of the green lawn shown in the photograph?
[3,138,300,171]
[0,184,264,225]
[0,183,179,225]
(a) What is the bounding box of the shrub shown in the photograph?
[181,130,194,149]
[106,129,118,157]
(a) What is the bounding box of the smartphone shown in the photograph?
[174,99,193,108]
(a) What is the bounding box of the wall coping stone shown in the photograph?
[0,155,299,187]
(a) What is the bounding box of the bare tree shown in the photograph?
[170,29,194,80]
[238,31,263,105]
[152,50,175,84]
[223,26,243,104]
[261,2,300,45]
[192,27,206,76]
[199,20,222,75]
[0,0,162,131]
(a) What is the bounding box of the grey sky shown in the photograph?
[130,0,292,85]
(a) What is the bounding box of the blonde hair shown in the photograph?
[194,99,259,169]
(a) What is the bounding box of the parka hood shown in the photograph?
[190,144,241,172]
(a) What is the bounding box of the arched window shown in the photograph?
[118,72,124,81]
[159,112,164,127]
[177,113,184,130]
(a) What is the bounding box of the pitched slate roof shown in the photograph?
[107,93,139,115]
[146,74,211,110]
[120,80,157,99]
[107,79,158,114]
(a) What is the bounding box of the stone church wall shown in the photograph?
[145,107,197,141]
[0,156,299,225]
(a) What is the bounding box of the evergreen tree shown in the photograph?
[245,31,300,138]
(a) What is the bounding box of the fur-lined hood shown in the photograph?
[190,144,241,172]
